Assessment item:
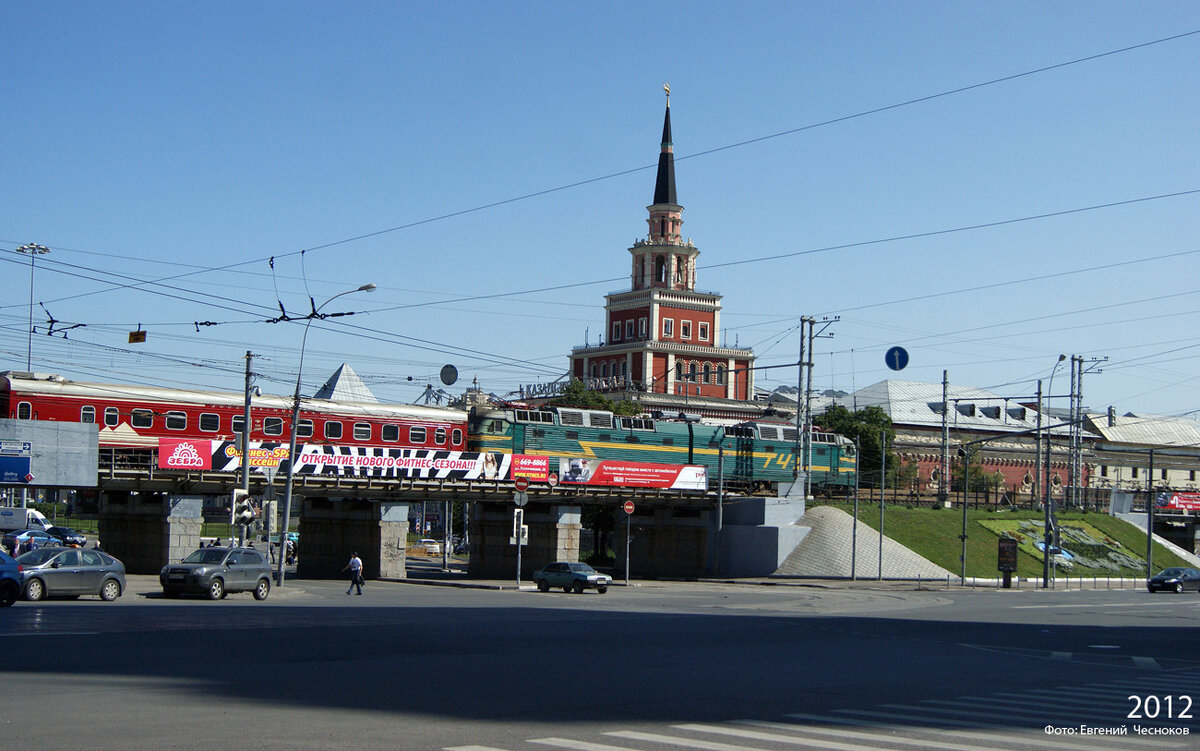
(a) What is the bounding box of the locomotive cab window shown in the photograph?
[263,417,284,437]
[199,413,220,432]
[16,402,31,420]
[297,419,314,439]
[80,406,96,424]
[353,423,371,441]
[451,428,463,446]
[324,421,343,440]
[105,407,120,427]
[165,411,187,431]
[409,426,426,444]
[382,424,400,442]
[131,409,154,429]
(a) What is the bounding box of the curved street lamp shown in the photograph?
[276,283,376,587]
[1042,353,1067,589]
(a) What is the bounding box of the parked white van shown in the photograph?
[0,508,51,533]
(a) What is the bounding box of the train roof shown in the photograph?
[1,371,467,422]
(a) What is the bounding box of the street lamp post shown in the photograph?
[1042,354,1066,589]
[275,283,376,588]
[15,243,50,371]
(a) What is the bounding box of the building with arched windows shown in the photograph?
[566,94,764,420]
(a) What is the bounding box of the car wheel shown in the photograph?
[573,581,585,594]
[562,586,572,593]
[1176,583,1184,593]
[597,586,608,594]
[536,579,549,592]
[253,578,270,601]
[207,578,225,601]
[24,578,46,602]
[0,581,17,607]
[99,579,121,602]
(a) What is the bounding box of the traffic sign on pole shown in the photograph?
[514,491,528,507]
[514,476,529,492]
[885,346,909,371]
[623,500,635,515]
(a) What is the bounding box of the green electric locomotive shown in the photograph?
[468,406,856,494]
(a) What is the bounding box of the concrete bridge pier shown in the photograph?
[98,491,203,574]
[614,505,712,580]
[467,501,582,579]
[297,498,409,580]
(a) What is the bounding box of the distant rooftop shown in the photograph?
[312,363,377,403]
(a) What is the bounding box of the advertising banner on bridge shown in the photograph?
[157,438,214,470]
[205,441,527,482]
[558,457,707,490]
[1156,492,1200,511]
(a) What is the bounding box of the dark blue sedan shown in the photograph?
[1147,567,1200,593]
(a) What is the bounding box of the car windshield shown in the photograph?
[568,563,597,573]
[1158,568,1187,577]
[16,549,62,565]
[182,549,229,564]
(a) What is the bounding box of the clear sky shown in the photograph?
[4,2,1198,420]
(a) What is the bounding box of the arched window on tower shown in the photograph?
[675,361,683,381]
[702,364,711,383]
[602,362,610,378]
[688,362,697,382]
[716,365,725,385]
[655,255,666,283]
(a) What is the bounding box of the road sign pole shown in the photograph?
[623,500,634,587]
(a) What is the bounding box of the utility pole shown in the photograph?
[1067,355,1106,510]
[792,316,838,498]
[940,371,950,508]
[239,351,254,547]
[16,243,50,371]
[1035,380,1043,512]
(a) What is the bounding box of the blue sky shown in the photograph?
[4,2,1198,420]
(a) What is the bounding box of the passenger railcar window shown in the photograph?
[165,411,187,430]
[324,421,343,440]
[452,429,463,445]
[81,406,96,424]
[264,417,284,436]
[131,409,154,429]
[232,416,245,434]
[434,427,447,445]
[353,423,371,441]
[297,419,314,438]
[17,402,31,420]
[382,424,399,442]
[409,426,426,444]
[199,413,220,432]
[104,407,119,427]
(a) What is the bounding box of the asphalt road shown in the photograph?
[1,576,1197,751]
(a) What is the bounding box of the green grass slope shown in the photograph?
[816,502,1191,579]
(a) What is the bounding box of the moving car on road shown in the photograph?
[4,529,61,551]
[15,547,126,602]
[1146,567,1200,593]
[160,546,272,600]
[45,526,88,547]
[532,562,612,594]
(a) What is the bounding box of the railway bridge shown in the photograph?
[92,449,731,581]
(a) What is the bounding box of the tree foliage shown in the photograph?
[548,379,642,416]
[815,405,897,489]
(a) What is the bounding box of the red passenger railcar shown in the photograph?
[1,371,468,451]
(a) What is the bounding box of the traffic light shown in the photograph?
[232,489,254,526]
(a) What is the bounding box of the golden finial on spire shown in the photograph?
[663,82,670,104]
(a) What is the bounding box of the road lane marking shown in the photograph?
[530,739,640,750]
[689,720,1009,751]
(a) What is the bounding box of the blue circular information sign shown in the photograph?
[885,346,909,371]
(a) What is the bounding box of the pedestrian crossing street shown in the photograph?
[447,670,1200,751]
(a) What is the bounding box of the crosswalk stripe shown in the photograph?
[529,738,640,751]
[701,720,1010,751]
[785,712,1128,751]
[607,731,778,750]
[444,746,510,751]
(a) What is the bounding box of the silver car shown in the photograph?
[16,547,126,602]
